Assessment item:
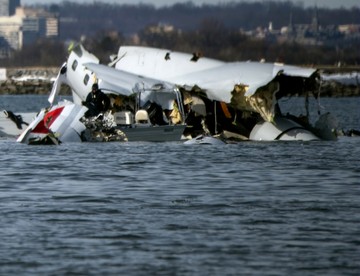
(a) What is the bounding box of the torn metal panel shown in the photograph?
[246,81,280,122]
[48,62,68,105]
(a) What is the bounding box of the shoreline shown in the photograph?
[0,67,70,95]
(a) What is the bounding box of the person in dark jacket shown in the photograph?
[82,83,110,118]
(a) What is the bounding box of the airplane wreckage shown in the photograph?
[2,43,343,145]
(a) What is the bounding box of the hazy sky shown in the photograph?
[21,0,359,9]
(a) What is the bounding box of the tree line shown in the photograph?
[54,1,360,39]
[1,1,359,67]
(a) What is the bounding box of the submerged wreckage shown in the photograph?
[2,43,343,144]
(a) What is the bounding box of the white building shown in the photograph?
[0,5,59,58]
[0,13,22,57]
[0,0,20,16]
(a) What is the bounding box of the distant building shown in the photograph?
[147,23,176,34]
[251,6,357,47]
[0,0,20,16]
[0,6,59,58]
[0,14,22,57]
[17,7,59,43]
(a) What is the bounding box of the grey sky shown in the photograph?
[21,0,359,9]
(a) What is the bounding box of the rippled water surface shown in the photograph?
[0,95,359,275]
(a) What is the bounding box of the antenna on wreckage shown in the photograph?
[108,52,127,67]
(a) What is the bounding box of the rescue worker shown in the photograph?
[82,83,110,118]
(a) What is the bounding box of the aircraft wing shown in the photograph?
[83,62,175,96]
[149,61,317,103]
[166,62,279,102]
[272,62,317,79]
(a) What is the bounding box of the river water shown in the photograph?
[0,95,359,275]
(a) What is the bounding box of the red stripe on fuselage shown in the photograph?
[32,106,65,134]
